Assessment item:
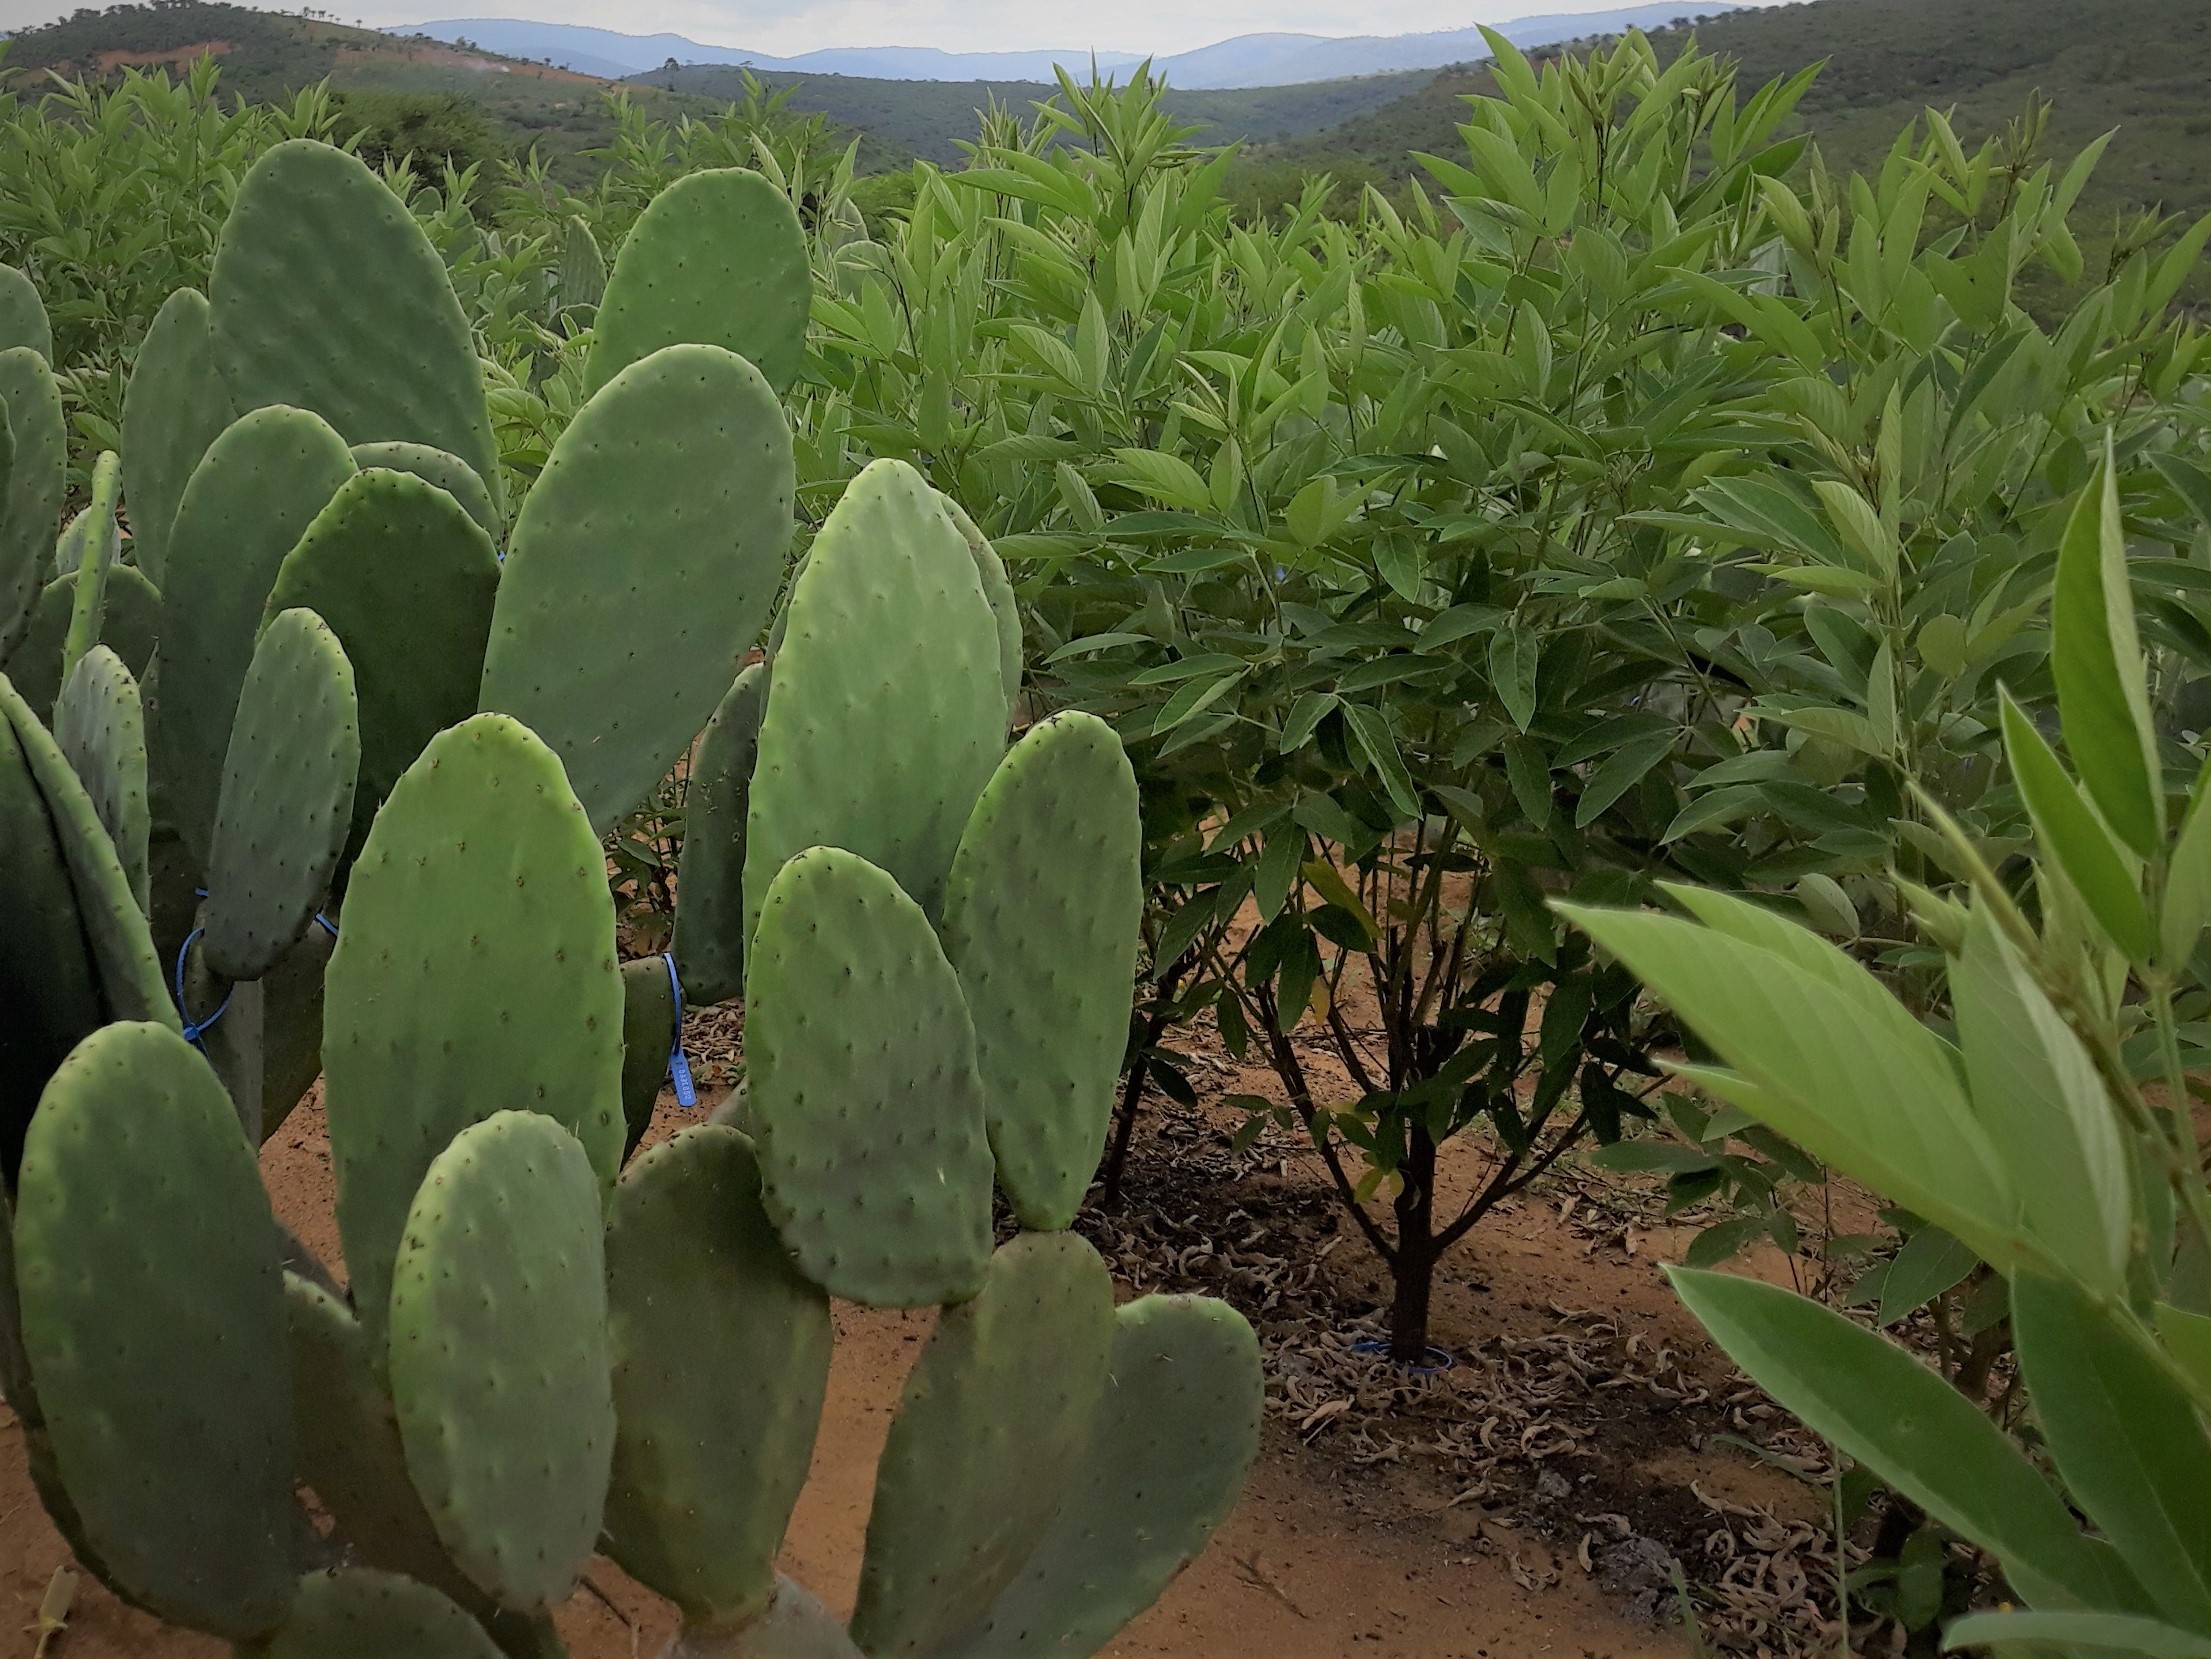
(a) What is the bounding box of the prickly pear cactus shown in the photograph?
[8,563,159,723]
[322,713,623,1339]
[153,404,357,869]
[0,343,65,656]
[201,607,358,982]
[0,262,51,360]
[671,661,768,1007]
[349,440,498,537]
[263,467,498,839]
[603,1124,830,1629]
[51,644,150,913]
[14,1021,298,1640]
[745,845,996,1307]
[121,287,234,587]
[940,712,1142,1230]
[387,1110,613,1614]
[479,343,793,834]
[210,140,501,508]
[744,459,1007,936]
[588,168,811,396]
[254,1569,505,1659]
[850,1233,1115,1658]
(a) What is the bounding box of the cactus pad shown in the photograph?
[286,1273,482,1602]
[14,1021,297,1639]
[51,645,150,913]
[1,345,65,656]
[0,674,174,1029]
[154,404,356,869]
[349,440,497,538]
[121,287,234,587]
[587,167,810,396]
[619,954,674,1159]
[941,712,1142,1229]
[744,459,1006,935]
[671,661,767,1007]
[939,1294,1263,1658]
[56,452,122,692]
[480,343,793,834]
[850,1232,1115,1658]
[203,607,359,982]
[323,714,623,1339]
[258,923,334,1142]
[388,1110,614,1614]
[0,695,104,1185]
[211,140,500,505]
[264,468,498,841]
[0,263,50,360]
[9,563,160,723]
[745,846,994,1307]
[939,493,1022,715]
[260,1569,504,1659]
[604,1124,831,1629]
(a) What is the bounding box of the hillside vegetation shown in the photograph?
[1269,0,2211,253]
[647,61,1434,164]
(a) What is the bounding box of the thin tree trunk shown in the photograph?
[1100,952,1189,1209]
[1388,1121,1439,1363]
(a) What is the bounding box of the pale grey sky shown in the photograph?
[0,0,1734,57]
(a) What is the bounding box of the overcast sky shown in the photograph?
[0,0,1729,56]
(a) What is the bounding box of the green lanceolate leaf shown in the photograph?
[2011,1275,2211,1629]
[2052,447,2162,859]
[2000,692,2155,964]
[1669,1268,2143,1614]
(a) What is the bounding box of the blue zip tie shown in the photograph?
[172,926,233,1048]
[1350,1337,1455,1375]
[314,912,339,938]
[662,951,696,1108]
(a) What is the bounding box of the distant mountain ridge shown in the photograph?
[398,4,1747,89]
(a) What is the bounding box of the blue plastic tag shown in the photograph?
[669,1044,697,1109]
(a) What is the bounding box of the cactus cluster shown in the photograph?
[0,139,1260,1659]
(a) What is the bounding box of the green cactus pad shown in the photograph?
[203,608,359,982]
[938,1294,1262,1659]
[941,712,1142,1229]
[744,460,1005,936]
[604,1124,831,1628]
[259,923,333,1142]
[0,263,50,360]
[0,695,104,1186]
[57,452,122,694]
[51,645,150,913]
[619,954,674,1160]
[286,1272,483,1601]
[323,714,623,1340]
[745,846,994,1307]
[0,674,174,1030]
[388,1110,614,1614]
[0,346,65,656]
[587,168,810,397]
[259,1569,504,1659]
[0,1181,34,1419]
[350,440,497,538]
[480,343,793,834]
[121,288,234,587]
[939,493,1022,715]
[8,563,160,723]
[264,468,499,842]
[211,140,500,505]
[850,1232,1116,1658]
[671,661,767,1007]
[14,1021,297,1639]
[154,404,357,869]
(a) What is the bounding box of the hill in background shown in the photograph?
[402,3,1745,89]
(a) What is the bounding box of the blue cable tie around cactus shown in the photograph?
[662,951,696,1108]
[315,912,339,938]
[171,926,234,1048]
